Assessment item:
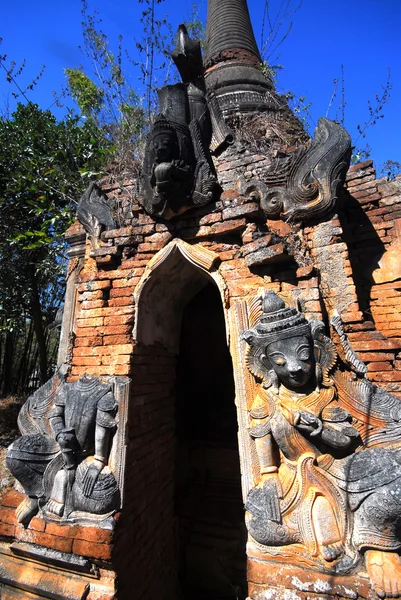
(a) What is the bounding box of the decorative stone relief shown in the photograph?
[242,118,351,222]
[6,368,129,528]
[77,181,116,248]
[141,26,219,218]
[241,290,401,597]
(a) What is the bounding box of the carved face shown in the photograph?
[264,335,315,389]
[153,132,175,163]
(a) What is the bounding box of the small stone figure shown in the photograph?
[7,371,120,526]
[141,26,219,218]
[243,290,401,598]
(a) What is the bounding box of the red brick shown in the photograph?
[108,297,133,307]
[79,290,105,301]
[102,325,132,336]
[0,489,24,508]
[103,335,133,345]
[73,539,113,560]
[366,361,392,372]
[45,521,77,538]
[75,525,114,544]
[222,202,260,220]
[0,522,15,537]
[15,528,73,553]
[77,280,111,292]
[352,339,401,351]
[80,300,107,310]
[29,516,46,532]
[356,352,395,361]
[242,235,273,256]
[75,336,103,347]
[93,344,134,355]
[101,354,132,366]
[109,287,136,298]
[72,356,102,367]
[0,506,18,526]
[104,315,135,326]
[112,278,140,289]
[368,371,401,382]
[347,331,386,341]
[211,218,247,235]
[76,317,104,328]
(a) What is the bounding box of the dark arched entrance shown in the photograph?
[175,283,247,599]
[129,241,246,600]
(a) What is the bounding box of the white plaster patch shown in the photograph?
[262,590,277,599]
[341,586,358,599]
[313,579,332,593]
[291,576,312,592]
[283,590,302,600]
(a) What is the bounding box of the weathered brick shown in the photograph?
[108,297,133,307]
[15,528,73,553]
[103,334,133,345]
[75,335,103,347]
[73,539,113,560]
[366,361,393,372]
[211,218,247,235]
[242,235,273,256]
[104,314,135,326]
[109,287,136,298]
[77,280,111,292]
[222,202,260,220]
[0,489,24,508]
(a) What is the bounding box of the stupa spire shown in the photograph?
[204,0,261,68]
[204,0,282,117]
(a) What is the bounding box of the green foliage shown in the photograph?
[64,69,104,118]
[0,102,110,389]
[183,3,206,49]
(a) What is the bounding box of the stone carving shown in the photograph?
[242,290,401,597]
[7,369,127,527]
[77,181,116,248]
[141,26,219,218]
[244,118,351,222]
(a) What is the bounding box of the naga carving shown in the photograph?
[242,117,352,222]
[242,290,401,598]
[6,369,128,528]
[141,26,219,218]
[77,181,116,248]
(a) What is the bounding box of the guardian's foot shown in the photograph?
[321,541,343,562]
[366,550,401,598]
[16,497,38,525]
[45,498,64,516]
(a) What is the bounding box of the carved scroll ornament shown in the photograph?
[7,370,128,528]
[242,118,352,222]
[242,290,401,597]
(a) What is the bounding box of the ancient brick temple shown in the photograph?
[1,1,401,599]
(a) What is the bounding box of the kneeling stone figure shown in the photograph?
[7,371,120,526]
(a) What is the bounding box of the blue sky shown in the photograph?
[1,0,400,170]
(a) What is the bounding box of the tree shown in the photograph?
[0,102,109,393]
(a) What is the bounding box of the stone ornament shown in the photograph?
[242,290,401,598]
[77,181,116,248]
[141,26,219,218]
[243,117,352,222]
[6,369,129,528]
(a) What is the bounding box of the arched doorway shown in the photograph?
[133,241,247,599]
[175,282,247,599]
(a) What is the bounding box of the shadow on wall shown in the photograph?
[338,192,385,324]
